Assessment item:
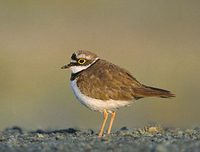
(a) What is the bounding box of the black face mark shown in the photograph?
[71,53,77,60]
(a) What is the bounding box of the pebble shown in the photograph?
[0,126,199,152]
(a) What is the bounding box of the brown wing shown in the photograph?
[77,59,143,101]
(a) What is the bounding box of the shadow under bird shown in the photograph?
[61,50,175,137]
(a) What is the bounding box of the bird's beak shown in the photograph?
[61,63,72,69]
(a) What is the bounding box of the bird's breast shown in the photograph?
[70,79,132,113]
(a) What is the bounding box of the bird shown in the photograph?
[61,50,175,137]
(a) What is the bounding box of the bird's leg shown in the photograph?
[107,111,116,134]
[98,109,108,137]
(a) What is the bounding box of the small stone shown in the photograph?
[177,130,183,137]
[37,133,44,138]
[120,126,128,131]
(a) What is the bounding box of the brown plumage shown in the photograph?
[75,59,175,101]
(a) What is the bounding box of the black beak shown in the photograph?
[61,63,71,69]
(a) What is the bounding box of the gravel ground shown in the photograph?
[0,126,199,152]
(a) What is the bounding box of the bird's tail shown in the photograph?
[134,85,175,99]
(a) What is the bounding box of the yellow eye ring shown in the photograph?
[78,59,86,64]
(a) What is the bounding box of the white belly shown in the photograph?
[70,79,132,113]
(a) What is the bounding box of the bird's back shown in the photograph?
[76,59,141,101]
[76,59,174,101]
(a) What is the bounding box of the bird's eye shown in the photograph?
[78,59,86,64]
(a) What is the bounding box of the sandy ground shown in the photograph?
[0,126,199,152]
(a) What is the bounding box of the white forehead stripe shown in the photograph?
[70,59,77,63]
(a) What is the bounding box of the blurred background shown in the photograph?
[0,0,199,131]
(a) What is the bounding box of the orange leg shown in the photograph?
[98,109,108,137]
[107,111,116,134]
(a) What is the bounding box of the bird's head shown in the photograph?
[61,50,99,73]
